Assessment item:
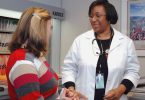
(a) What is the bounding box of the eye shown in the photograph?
[96,14,100,17]
[89,15,93,18]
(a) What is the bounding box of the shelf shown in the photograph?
[0,14,19,94]
[0,30,13,33]
[0,16,18,34]
[0,16,19,20]
[0,33,13,55]
[0,85,9,99]
[0,51,11,55]
[0,51,10,54]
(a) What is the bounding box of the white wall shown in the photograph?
[51,19,61,75]
[109,0,121,31]
[61,0,92,64]
[61,0,121,65]
[30,0,62,8]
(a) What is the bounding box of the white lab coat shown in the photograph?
[62,28,140,100]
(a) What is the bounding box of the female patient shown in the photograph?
[6,7,59,100]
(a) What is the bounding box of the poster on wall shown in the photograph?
[0,55,9,85]
[128,0,145,50]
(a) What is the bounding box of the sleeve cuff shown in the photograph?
[121,79,134,94]
[63,81,75,89]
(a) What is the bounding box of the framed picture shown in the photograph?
[128,0,145,50]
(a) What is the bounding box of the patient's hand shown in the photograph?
[56,88,72,100]
[66,86,88,100]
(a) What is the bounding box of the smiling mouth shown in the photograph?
[93,24,99,27]
[93,24,99,25]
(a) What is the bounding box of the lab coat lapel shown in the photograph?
[86,30,100,55]
[109,29,124,52]
[92,39,100,55]
[84,29,124,55]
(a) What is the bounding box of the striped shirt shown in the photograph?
[6,48,58,100]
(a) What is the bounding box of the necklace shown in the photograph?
[94,27,114,57]
[99,38,112,58]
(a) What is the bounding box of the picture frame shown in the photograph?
[128,0,145,50]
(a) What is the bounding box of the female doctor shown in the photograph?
[62,0,140,100]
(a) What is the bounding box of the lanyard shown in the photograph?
[99,64,101,73]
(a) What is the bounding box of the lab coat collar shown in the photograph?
[82,29,95,40]
[110,28,124,51]
[83,28,124,52]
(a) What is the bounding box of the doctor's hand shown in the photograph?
[104,88,120,100]
[104,85,126,100]
[66,86,88,100]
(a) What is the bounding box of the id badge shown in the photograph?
[96,73,105,89]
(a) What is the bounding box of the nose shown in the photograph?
[92,17,96,22]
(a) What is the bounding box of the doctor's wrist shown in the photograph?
[121,79,134,94]
[117,84,126,96]
[63,81,75,89]
[68,86,75,91]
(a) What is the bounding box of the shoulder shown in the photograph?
[113,28,133,42]
[9,49,26,61]
[6,49,26,74]
[76,29,94,40]
[73,29,94,44]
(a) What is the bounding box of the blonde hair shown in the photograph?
[9,7,51,57]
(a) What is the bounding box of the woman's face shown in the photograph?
[89,5,110,33]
